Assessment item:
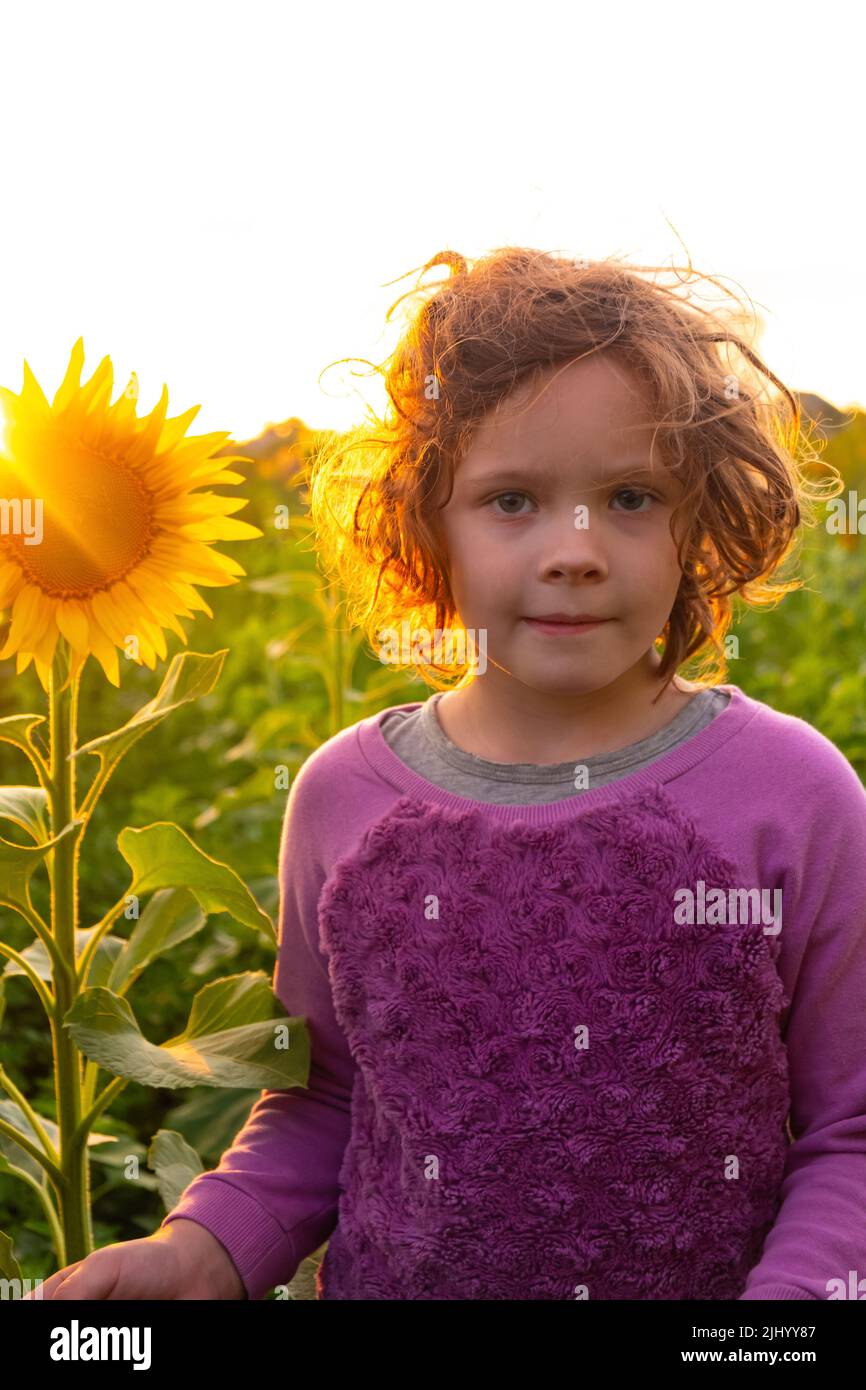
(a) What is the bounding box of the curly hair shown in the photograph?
[305,245,841,697]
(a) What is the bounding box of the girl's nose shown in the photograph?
[536,510,610,578]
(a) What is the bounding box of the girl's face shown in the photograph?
[435,352,689,699]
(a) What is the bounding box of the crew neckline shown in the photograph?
[356,683,760,824]
[415,686,724,782]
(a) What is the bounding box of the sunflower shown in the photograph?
[0,338,263,690]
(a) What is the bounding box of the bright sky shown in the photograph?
[0,0,861,446]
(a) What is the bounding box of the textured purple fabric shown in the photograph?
[316,788,790,1300]
[161,683,866,1300]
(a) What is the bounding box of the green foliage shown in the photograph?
[2,414,863,1292]
[689,413,866,778]
[0,447,423,1288]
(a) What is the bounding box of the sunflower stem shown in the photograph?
[47,637,94,1265]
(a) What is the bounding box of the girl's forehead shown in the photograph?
[485,356,655,432]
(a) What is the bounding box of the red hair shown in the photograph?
[307,246,840,694]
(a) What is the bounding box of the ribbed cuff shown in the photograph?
[161,1175,297,1301]
[739,1284,818,1300]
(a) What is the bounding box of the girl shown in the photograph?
[42,247,866,1301]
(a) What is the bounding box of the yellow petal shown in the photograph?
[158,494,252,523]
[204,469,246,485]
[122,570,176,615]
[0,560,25,609]
[132,628,157,666]
[136,615,167,661]
[55,600,90,652]
[51,338,86,413]
[105,584,144,632]
[156,404,202,452]
[125,384,170,467]
[87,616,120,686]
[167,580,213,617]
[34,657,51,694]
[21,360,52,413]
[175,518,264,541]
[34,621,59,668]
[77,356,114,415]
[0,585,51,660]
[89,591,127,646]
[162,609,189,642]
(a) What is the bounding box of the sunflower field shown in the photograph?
[0,342,424,1297]
[0,343,864,1296]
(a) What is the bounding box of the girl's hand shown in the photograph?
[23,1218,247,1301]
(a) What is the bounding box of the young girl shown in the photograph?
[44,247,866,1302]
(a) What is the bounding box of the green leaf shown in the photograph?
[225,705,307,762]
[247,565,350,632]
[64,977,310,1091]
[194,765,290,830]
[0,786,50,843]
[71,649,228,778]
[0,1230,22,1283]
[83,1135,160,1190]
[280,1249,325,1301]
[117,822,274,939]
[0,819,82,919]
[147,1128,205,1212]
[0,713,47,765]
[1,927,125,989]
[0,1099,113,1187]
[180,973,287,1039]
[188,926,242,977]
[0,1100,48,1187]
[107,887,208,996]
[77,929,126,990]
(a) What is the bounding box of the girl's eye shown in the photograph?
[487,488,657,518]
[610,487,655,514]
[489,491,533,517]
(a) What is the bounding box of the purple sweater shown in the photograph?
[161,683,866,1300]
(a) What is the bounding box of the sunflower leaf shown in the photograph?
[64,978,310,1090]
[71,649,228,773]
[2,927,124,989]
[0,1098,113,1187]
[0,1230,22,1283]
[147,1129,205,1212]
[117,822,274,939]
[0,819,83,920]
[0,714,48,766]
[0,785,50,844]
[107,887,208,996]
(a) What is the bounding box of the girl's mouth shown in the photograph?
[522,617,609,636]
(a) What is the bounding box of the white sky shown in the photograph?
[0,0,861,446]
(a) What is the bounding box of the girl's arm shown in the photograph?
[159,762,357,1301]
[739,740,866,1300]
